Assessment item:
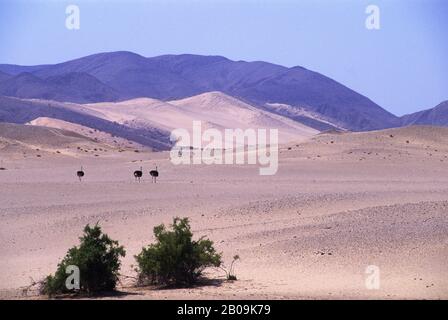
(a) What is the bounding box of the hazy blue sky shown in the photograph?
[0,0,446,115]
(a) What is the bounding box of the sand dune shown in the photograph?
[0,122,132,160]
[0,96,172,150]
[1,93,319,149]
[264,102,345,131]
[170,92,319,138]
[27,117,146,150]
[84,92,319,144]
[0,122,91,146]
[84,97,193,132]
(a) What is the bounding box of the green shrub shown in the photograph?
[41,224,125,296]
[135,217,222,286]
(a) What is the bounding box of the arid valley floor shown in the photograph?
[1,125,447,299]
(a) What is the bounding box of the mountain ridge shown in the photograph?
[0,51,400,131]
[401,101,448,127]
[0,71,118,103]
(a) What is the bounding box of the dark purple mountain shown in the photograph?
[0,72,54,99]
[0,71,11,83]
[29,52,201,100]
[401,101,448,126]
[0,51,400,131]
[0,72,118,103]
[0,64,49,75]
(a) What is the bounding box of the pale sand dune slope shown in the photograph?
[169,92,319,141]
[264,102,346,130]
[0,122,90,146]
[0,96,172,150]
[85,97,198,132]
[0,122,129,161]
[84,92,319,144]
[27,117,146,150]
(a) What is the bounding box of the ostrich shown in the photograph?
[77,166,85,182]
[134,166,143,182]
[149,165,159,183]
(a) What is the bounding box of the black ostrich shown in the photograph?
[149,165,159,183]
[134,166,143,182]
[77,166,85,182]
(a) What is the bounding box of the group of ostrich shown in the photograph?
[76,165,158,182]
[133,165,159,183]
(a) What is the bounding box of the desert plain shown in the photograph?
[0,123,447,300]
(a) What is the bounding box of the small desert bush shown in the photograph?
[135,217,222,287]
[41,224,125,296]
[221,255,240,281]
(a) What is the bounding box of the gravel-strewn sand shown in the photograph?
[1,126,447,299]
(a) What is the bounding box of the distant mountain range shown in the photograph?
[0,51,402,132]
[401,101,448,127]
[0,72,118,103]
[0,51,446,140]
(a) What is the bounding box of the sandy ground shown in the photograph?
[0,126,447,299]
